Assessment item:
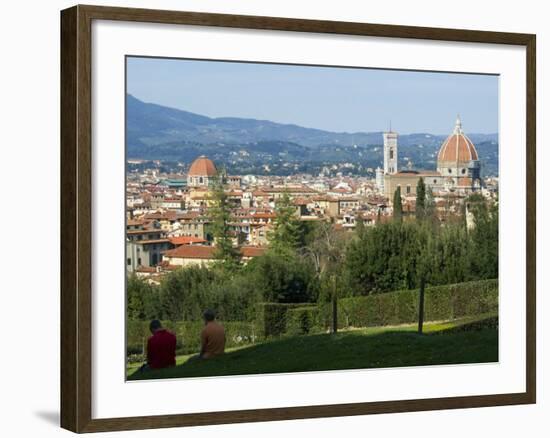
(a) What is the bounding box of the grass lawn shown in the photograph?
[127,314,498,381]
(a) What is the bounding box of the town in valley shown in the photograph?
[126,116,499,284]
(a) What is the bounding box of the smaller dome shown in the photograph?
[188,156,218,177]
[437,117,478,163]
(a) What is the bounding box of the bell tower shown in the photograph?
[383,129,398,175]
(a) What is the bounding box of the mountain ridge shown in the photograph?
[126,94,499,176]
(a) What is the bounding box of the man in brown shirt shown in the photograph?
[199,309,226,359]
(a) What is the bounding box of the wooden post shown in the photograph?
[332,275,338,334]
[418,276,426,334]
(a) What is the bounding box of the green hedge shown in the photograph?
[127,320,257,356]
[286,306,321,336]
[320,279,498,329]
[438,314,498,334]
[255,303,314,338]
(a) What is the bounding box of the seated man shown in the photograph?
[199,309,226,359]
[144,319,176,370]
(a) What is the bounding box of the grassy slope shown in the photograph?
[128,315,498,381]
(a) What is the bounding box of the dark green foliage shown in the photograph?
[468,195,499,279]
[269,192,305,253]
[255,303,313,337]
[416,177,426,220]
[344,221,429,294]
[158,266,220,321]
[245,251,318,303]
[344,196,498,296]
[428,224,473,285]
[318,279,498,329]
[157,265,265,322]
[393,186,403,221]
[127,275,161,320]
[424,286,453,321]
[286,306,320,335]
[209,178,241,269]
[424,187,436,222]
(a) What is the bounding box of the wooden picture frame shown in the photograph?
[60,4,536,433]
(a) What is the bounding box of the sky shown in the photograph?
[126,56,499,135]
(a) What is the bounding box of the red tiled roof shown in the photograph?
[240,247,267,258]
[169,236,207,246]
[438,133,479,162]
[163,245,215,259]
[163,245,266,260]
[188,156,218,177]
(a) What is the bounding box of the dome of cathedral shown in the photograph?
[437,117,479,164]
[188,156,218,177]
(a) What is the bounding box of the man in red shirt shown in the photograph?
[145,320,176,370]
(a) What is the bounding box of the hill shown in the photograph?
[128,315,498,380]
[126,94,499,176]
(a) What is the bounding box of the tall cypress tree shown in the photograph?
[210,177,240,269]
[269,191,303,254]
[425,187,436,222]
[393,186,403,222]
[416,177,426,220]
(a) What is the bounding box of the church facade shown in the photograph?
[187,155,218,187]
[383,117,483,200]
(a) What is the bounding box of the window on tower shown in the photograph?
[390,149,394,159]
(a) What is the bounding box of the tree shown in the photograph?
[467,194,498,279]
[127,274,161,320]
[245,251,317,303]
[304,221,349,333]
[424,187,436,223]
[209,177,240,269]
[415,224,433,334]
[159,266,219,321]
[269,192,303,254]
[416,178,426,220]
[393,186,403,222]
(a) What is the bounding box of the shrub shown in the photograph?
[246,252,318,303]
[255,302,312,338]
[286,306,320,335]
[318,279,498,329]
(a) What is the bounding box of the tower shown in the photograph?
[383,130,398,174]
[376,167,384,191]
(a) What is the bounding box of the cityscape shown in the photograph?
[125,58,499,380]
[126,116,498,283]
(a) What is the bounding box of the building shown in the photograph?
[384,170,444,198]
[436,116,482,190]
[384,117,483,200]
[187,155,218,187]
[126,228,174,272]
[383,130,398,175]
[375,166,384,191]
[162,245,266,267]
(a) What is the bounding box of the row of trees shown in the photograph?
[128,178,498,324]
